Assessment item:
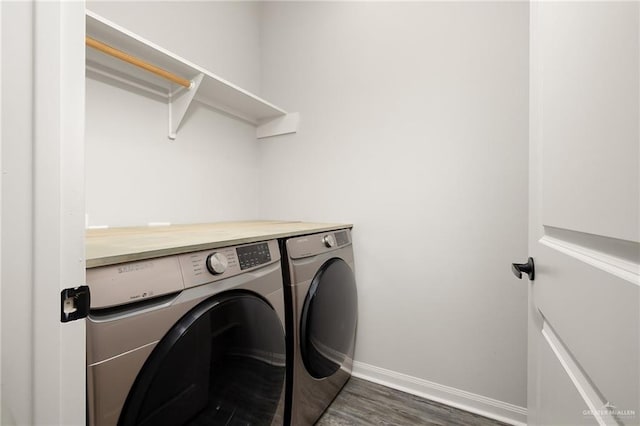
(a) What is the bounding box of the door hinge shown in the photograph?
[60,285,90,323]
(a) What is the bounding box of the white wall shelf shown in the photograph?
[86,10,298,140]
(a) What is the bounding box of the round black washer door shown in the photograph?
[300,257,358,379]
[119,292,285,426]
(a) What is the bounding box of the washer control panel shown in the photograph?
[86,256,184,309]
[179,239,280,288]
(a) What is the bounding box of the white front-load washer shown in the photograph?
[280,229,358,425]
[86,240,286,426]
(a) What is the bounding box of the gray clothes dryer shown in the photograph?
[86,240,286,426]
[281,229,358,426]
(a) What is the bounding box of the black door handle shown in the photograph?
[512,257,535,280]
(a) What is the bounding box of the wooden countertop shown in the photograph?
[86,220,352,268]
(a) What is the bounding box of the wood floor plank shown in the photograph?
[316,378,510,426]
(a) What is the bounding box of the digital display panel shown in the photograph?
[335,231,349,246]
[236,243,271,270]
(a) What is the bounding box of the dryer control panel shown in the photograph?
[179,239,280,288]
[287,229,352,260]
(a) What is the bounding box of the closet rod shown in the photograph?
[86,36,192,88]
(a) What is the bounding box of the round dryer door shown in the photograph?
[300,258,358,379]
[119,292,285,426]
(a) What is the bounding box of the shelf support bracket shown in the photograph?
[256,112,300,139]
[168,73,204,140]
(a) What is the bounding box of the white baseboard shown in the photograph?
[351,361,527,426]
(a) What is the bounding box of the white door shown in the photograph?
[1,1,86,424]
[528,2,639,425]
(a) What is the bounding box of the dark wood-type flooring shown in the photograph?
[316,378,511,426]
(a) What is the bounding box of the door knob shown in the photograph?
[512,257,535,280]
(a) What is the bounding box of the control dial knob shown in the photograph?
[322,234,336,248]
[206,252,228,275]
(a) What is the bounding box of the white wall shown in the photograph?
[85,1,263,227]
[258,1,529,416]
